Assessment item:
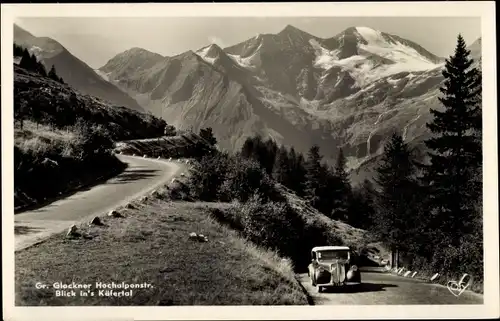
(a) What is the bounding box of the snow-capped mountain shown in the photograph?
[14,24,144,112]
[98,25,481,177]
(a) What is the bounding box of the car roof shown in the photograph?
[312,246,350,252]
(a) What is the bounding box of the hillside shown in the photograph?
[97,25,482,174]
[14,65,170,141]
[15,200,309,306]
[14,64,173,210]
[14,24,145,112]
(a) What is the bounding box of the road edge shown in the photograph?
[14,156,186,253]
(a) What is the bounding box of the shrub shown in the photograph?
[189,153,231,201]
[239,195,305,259]
[168,181,192,201]
[218,157,284,203]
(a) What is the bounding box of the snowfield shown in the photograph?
[196,45,217,65]
[308,27,443,88]
[227,41,262,70]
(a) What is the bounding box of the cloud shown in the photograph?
[208,36,226,47]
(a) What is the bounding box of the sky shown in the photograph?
[16,17,481,69]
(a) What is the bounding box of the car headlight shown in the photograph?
[350,265,358,272]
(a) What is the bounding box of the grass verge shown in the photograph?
[14,121,127,212]
[15,199,309,305]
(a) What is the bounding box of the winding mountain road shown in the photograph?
[298,267,483,305]
[14,155,185,252]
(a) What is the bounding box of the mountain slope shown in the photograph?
[98,25,481,172]
[14,24,144,112]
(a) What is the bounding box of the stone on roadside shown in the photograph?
[66,224,78,237]
[89,216,102,226]
[108,210,122,218]
[189,232,198,239]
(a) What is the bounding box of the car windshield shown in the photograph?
[317,250,349,261]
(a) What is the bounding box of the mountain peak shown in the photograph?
[278,24,309,36]
[195,43,227,65]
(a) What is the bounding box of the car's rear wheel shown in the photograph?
[317,286,323,293]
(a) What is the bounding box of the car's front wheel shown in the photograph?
[317,285,323,293]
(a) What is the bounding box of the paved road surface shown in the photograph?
[298,267,483,305]
[14,155,184,251]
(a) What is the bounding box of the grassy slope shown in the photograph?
[15,196,308,306]
[14,65,168,141]
[14,121,127,211]
[14,65,170,210]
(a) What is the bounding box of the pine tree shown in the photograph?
[304,145,325,210]
[289,147,307,196]
[241,136,257,159]
[30,54,38,71]
[422,34,482,247]
[262,138,278,175]
[373,133,418,253]
[48,65,59,81]
[14,43,24,56]
[330,148,352,222]
[19,49,32,70]
[273,145,291,186]
[348,179,376,229]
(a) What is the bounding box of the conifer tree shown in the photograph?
[30,53,38,71]
[348,179,376,229]
[422,34,482,247]
[289,147,307,196]
[373,133,418,253]
[48,65,59,81]
[273,145,291,186]
[304,145,325,210]
[14,43,24,56]
[330,148,352,222]
[19,49,32,70]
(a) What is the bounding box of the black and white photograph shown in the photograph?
[2,2,498,320]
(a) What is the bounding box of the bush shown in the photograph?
[218,157,284,203]
[189,153,231,201]
[14,121,125,209]
[168,181,192,201]
[239,195,305,259]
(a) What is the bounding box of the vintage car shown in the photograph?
[308,246,361,292]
